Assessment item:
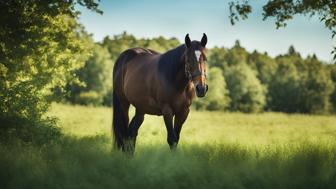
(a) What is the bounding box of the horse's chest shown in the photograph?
[172,94,192,112]
[130,97,162,115]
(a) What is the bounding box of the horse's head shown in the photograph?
[184,33,208,97]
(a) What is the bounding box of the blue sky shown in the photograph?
[77,0,333,62]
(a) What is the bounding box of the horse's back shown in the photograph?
[113,47,160,87]
[113,48,159,73]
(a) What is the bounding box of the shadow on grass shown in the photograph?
[1,135,336,189]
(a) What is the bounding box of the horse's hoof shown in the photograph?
[169,142,178,150]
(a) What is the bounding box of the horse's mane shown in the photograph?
[158,44,186,84]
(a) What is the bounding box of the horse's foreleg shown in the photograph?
[174,108,189,145]
[162,106,177,149]
[127,110,144,152]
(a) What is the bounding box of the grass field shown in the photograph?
[1,103,336,189]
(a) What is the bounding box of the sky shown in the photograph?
[77,0,334,62]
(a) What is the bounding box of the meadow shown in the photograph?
[1,103,336,189]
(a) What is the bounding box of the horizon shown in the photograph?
[76,0,333,62]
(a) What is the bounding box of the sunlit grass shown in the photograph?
[48,103,336,147]
[1,103,336,189]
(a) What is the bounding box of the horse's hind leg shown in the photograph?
[127,110,144,153]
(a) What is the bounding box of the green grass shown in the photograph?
[1,103,336,189]
[49,103,336,146]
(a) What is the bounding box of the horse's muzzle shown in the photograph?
[195,84,208,97]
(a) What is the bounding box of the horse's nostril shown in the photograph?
[196,85,201,92]
[205,85,208,92]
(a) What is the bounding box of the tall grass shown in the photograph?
[49,103,336,146]
[1,103,336,189]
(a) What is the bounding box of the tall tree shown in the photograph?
[329,64,336,112]
[0,0,101,142]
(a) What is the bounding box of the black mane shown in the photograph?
[158,44,186,85]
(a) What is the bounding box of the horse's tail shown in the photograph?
[112,50,136,150]
[112,90,128,150]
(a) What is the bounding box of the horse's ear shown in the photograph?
[185,34,191,48]
[201,33,207,47]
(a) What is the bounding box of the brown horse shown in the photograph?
[112,34,208,152]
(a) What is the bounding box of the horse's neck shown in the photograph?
[158,46,194,98]
[175,62,194,99]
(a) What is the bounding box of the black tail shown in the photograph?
[112,91,128,150]
[112,49,139,150]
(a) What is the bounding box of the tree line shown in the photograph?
[61,32,336,114]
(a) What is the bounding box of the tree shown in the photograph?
[225,63,266,112]
[0,0,101,143]
[102,32,180,62]
[207,47,228,70]
[229,0,336,61]
[65,44,113,106]
[300,57,334,113]
[225,40,249,65]
[248,51,278,85]
[268,52,333,113]
[329,64,336,112]
[194,68,230,111]
[248,51,278,110]
[102,32,138,62]
[268,55,302,112]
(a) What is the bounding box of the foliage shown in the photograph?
[0,0,100,143]
[224,40,249,66]
[247,51,278,110]
[65,44,113,106]
[207,47,228,70]
[225,63,266,112]
[299,56,334,113]
[268,55,302,113]
[268,49,334,113]
[248,51,278,85]
[102,32,180,62]
[330,64,336,112]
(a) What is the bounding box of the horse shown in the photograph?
[112,33,208,152]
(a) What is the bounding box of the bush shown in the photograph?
[0,116,61,146]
